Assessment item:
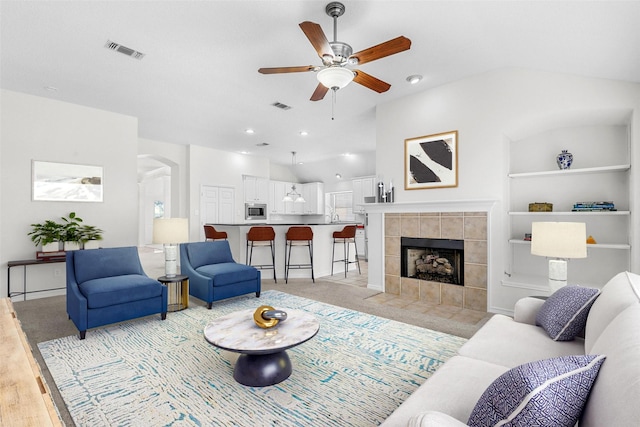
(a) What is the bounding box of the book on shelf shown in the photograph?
[36,250,67,260]
[572,201,616,211]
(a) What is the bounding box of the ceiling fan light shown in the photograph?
[317,67,354,90]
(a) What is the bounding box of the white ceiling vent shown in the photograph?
[271,102,292,111]
[104,40,145,60]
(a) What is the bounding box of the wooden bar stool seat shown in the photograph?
[246,226,277,282]
[331,225,361,277]
[204,225,227,241]
[284,226,314,283]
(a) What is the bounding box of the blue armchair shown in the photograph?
[180,241,261,309]
[66,246,167,339]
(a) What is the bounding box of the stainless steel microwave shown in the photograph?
[245,203,267,220]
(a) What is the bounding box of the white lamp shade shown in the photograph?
[153,218,189,244]
[531,222,587,259]
[317,67,354,90]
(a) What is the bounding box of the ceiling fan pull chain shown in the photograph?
[331,89,336,120]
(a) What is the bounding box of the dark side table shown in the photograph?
[157,275,189,312]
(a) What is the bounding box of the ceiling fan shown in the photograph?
[258,2,411,101]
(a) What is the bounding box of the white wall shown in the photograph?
[138,137,189,218]
[289,151,376,188]
[1,90,139,298]
[269,163,298,183]
[138,138,189,245]
[187,145,270,238]
[376,68,640,312]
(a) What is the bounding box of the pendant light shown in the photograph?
[283,151,306,203]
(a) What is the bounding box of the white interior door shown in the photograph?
[200,185,235,240]
[219,187,235,223]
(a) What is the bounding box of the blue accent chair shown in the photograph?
[66,246,168,339]
[180,240,261,309]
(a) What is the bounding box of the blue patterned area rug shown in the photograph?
[39,290,466,426]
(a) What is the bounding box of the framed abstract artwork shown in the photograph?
[32,160,103,202]
[404,130,458,190]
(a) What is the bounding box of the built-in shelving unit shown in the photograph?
[508,164,630,179]
[504,114,632,290]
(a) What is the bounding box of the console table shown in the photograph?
[7,258,66,301]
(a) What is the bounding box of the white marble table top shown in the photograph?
[204,308,319,355]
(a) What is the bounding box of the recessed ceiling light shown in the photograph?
[406,75,423,84]
[336,173,342,179]
[299,131,308,136]
[240,151,250,154]
[245,129,255,134]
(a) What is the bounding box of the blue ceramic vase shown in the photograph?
[556,150,573,170]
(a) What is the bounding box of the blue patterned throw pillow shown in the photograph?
[468,354,606,427]
[535,285,600,341]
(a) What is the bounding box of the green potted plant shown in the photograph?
[61,212,83,251]
[28,219,63,252]
[79,224,104,249]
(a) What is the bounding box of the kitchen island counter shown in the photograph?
[205,223,362,281]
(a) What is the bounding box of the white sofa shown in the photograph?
[382,271,640,426]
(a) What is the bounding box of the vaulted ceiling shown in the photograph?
[2,1,639,166]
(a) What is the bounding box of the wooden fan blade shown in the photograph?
[299,21,333,59]
[350,36,411,65]
[353,70,391,93]
[258,66,316,74]
[310,83,329,101]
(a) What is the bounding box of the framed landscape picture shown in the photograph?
[405,130,458,190]
[32,160,103,202]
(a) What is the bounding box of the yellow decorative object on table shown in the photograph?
[253,305,288,328]
[587,235,597,244]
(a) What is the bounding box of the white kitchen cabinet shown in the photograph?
[270,180,298,214]
[244,176,269,204]
[301,182,324,215]
[291,182,323,215]
[355,227,366,258]
[352,176,376,213]
[271,181,323,215]
[269,181,287,214]
[505,119,632,290]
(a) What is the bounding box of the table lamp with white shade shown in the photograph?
[531,221,587,290]
[153,218,189,277]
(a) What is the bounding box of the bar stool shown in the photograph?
[331,225,361,277]
[204,225,227,241]
[284,226,314,283]
[246,226,277,282]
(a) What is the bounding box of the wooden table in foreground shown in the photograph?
[0,298,63,426]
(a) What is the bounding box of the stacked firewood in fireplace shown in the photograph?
[415,253,454,279]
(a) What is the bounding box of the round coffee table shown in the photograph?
[204,308,319,387]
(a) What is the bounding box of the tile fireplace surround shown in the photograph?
[385,211,488,312]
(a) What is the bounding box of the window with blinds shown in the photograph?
[327,191,354,222]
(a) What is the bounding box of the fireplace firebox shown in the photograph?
[401,237,464,286]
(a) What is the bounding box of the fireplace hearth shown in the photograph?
[401,237,464,286]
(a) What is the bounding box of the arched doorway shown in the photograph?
[137,155,179,245]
